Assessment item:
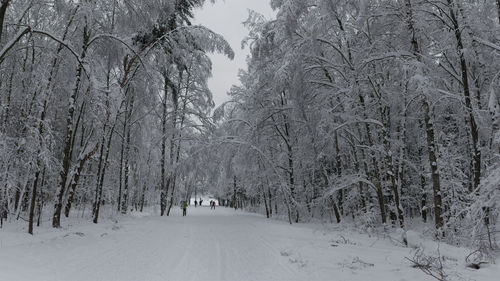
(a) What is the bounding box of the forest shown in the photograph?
[1,0,499,257]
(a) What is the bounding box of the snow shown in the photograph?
[0,208,498,281]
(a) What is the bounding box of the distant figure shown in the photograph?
[211,201,216,210]
[181,201,187,216]
[199,199,203,206]
[194,200,198,207]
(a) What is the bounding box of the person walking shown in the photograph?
[211,200,216,210]
[194,200,198,207]
[199,199,203,206]
[181,201,188,216]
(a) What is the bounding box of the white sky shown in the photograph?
[193,0,275,107]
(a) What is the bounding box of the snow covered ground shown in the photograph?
[0,207,497,281]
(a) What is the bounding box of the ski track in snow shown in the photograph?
[0,207,498,281]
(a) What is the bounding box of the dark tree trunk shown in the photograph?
[0,0,11,43]
[29,99,48,234]
[424,100,443,231]
[122,91,134,214]
[64,101,87,218]
[405,0,443,231]
[334,131,344,216]
[263,186,270,218]
[160,71,169,216]
[37,168,45,227]
[64,142,98,218]
[497,0,500,24]
[117,116,125,213]
[268,186,273,217]
[359,94,386,224]
[420,170,427,223]
[52,24,89,228]
[447,0,481,190]
[351,140,366,212]
[93,120,116,223]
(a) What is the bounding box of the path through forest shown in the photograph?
[0,207,497,281]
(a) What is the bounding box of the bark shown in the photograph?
[167,71,191,216]
[121,91,134,214]
[268,186,273,217]
[64,142,98,219]
[93,135,106,219]
[420,165,427,223]
[160,71,169,216]
[165,77,180,215]
[406,0,443,232]
[351,139,367,212]
[334,131,344,216]
[64,102,87,218]
[3,64,13,128]
[336,14,386,222]
[423,100,443,231]
[263,185,270,218]
[117,114,125,212]
[14,178,28,220]
[497,0,500,24]
[92,0,116,223]
[28,170,39,234]
[233,176,237,210]
[0,0,11,43]
[447,0,481,190]
[29,97,49,234]
[93,118,116,223]
[280,92,299,223]
[376,96,404,228]
[37,168,45,227]
[139,150,151,212]
[53,22,90,228]
[320,168,341,223]
[359,93,386,224]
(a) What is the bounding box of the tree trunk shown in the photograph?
[28,169,39,235]
[420,166,427,223]
[405,0,443,232]
[29,98,49,234]
[334,131,344,216]
[359,94,386,224]
[167,76,191,216]
[351,139,366,212]
[64,101,87,218]
[280,92,299,223]
[378,103,404,228]
[268,186,273,217]
[262,185,270,218]
[122,90,134,214]
[37,168,45,227]
[447,0,481,190]
[64,143,97,218]
[320,170,341,223]
[0,0,11,44]
[497,0,500,24]
[160,71,169,216]
[52,23,90,228]
[423,100,443,231]
[117,115,125,213]
[93,119,116,223]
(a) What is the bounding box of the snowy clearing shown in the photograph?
[0,207,497,281]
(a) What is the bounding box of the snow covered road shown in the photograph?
[0,207,497,281]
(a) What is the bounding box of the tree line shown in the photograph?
[210,0,500,249]
[0,0,233,233]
